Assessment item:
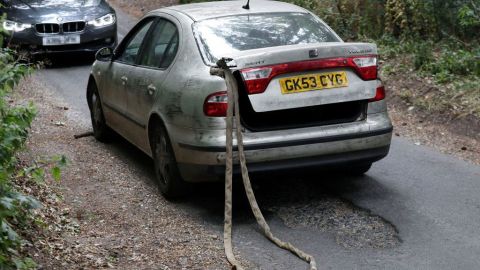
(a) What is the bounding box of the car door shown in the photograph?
[126,17,181,152]
[102,17,155,142]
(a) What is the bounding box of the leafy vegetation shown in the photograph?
[0,33,66,270]
[0,47,38,269]
[294,0,479,41]
[379,38,480,118]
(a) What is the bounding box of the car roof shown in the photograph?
[159,0,308,22]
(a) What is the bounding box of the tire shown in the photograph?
[88,84,112,142]
[347,163,372,176]
[151,123,188,199]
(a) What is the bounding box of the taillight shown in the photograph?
[240,67,273,95]
[370,81,386,102]
[351,57,377,80]
[240,56,378,95]
[204,91,228,117]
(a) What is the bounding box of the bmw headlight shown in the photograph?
[88,13,116,27]
[2,20,32,32]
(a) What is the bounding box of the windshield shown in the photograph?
[193,12,340,65]
[5,0,101,8]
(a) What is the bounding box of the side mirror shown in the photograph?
[95,47,114,62]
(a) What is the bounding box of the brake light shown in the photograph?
[204,91,228,117]
[240,56,378,95]
[241,67,273,80]
[240,67,273,95]
[370,83,386,102]
[352,57,377,80]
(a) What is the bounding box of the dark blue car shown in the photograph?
[1,0,117,54]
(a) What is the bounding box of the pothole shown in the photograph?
[255,177,401,249]
[269,198,400,249]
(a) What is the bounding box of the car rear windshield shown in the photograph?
[193,12,340,65]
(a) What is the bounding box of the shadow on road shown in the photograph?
[106,132,388,210]
[103,133,398,235]
[36,52,96,68]
[100,133,401,248]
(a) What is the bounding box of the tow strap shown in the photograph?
[211,58,318,270]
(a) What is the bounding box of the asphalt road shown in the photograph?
[36,7,480,270]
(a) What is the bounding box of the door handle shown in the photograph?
[147,84,156,96]
[121,76,128,85]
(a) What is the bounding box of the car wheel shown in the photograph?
[348,163,372,176]
[151,123,188,199]
[89,84,112,142]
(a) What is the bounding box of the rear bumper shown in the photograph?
[170,112,393,182]
[4,24,117,54]
[178,145,390,182]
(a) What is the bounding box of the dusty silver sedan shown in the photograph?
[87,0,393,198]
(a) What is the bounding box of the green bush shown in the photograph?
[0,15,68,265]
[285,0,386,40]
[423,48,480,82]
[179,0,479,42]
[0,48,39,269]
[286,0,479,42]
[413,42,434,70]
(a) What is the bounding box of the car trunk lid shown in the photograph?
[229,42,378,113]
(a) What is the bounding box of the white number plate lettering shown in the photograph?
[43,35,80,46]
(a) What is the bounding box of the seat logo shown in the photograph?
[309,49,319,58]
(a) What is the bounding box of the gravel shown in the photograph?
[15,75,243,269]
[272,199,400,249]
[253,176,401,250]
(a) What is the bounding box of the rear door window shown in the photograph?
[139,19,179,69]
[116,18,155,65]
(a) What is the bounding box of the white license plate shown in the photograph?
[42,35,80,46]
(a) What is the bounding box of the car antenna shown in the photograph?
[242,0,250,10]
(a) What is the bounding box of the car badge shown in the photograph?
[57,17,64,22]
[309,49,319,58]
